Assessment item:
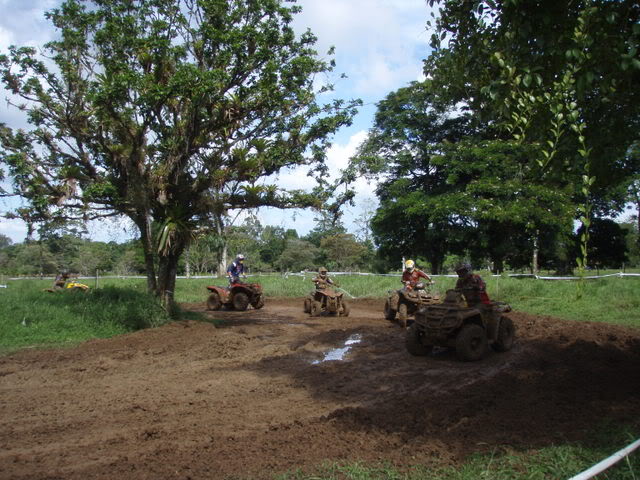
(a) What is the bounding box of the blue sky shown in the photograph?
[0,0,434,243]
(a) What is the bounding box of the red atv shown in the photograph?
[206,281,265,311]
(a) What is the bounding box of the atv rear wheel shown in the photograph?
[303,298,311,313]
[383,299,396,321]
[397,303,408,328]
[232,292,250,311]
[206,292,222,311]
[455,324,488,361]
[406,323,433,356]
[494,316,515,352]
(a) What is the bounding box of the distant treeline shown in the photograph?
[1,215,638,277]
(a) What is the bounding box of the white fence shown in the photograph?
[4,271,640,282]
[568,437,640,480]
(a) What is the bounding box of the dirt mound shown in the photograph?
[1,298,639,479]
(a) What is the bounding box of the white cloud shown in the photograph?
[0,218,28,242]
[294,0,432,98]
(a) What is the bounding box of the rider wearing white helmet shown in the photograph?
[227,254,246,284]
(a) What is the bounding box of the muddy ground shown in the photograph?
[1,298,639,480]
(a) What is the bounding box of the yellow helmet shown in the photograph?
[405,259,415,270]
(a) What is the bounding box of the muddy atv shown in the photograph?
[303,285,350,317]
[406,289,515,361]
[206,281,264,311]
[384,282,439,328]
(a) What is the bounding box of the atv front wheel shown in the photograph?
[397,303,408,328]
[383,299,396,321]
[339,301,350,317]
[206,292,222,311]
[310,300,322,317]
[303,298,311,313]
[455,324,488,361]
[232,292,250,311]
[494,316,515,352]
[252,296,265,310]
[406,323,432,356]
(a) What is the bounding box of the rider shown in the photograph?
[401,259,431,290]
[312,267,337,290]
[226,254,246,284]
[53,270,70,290]
[455,263,490,306]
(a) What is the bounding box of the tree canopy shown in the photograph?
[0,0,360,304]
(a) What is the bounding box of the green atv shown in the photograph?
[406,289,515,361]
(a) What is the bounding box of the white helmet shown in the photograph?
[237,254,245,261]
[405,259,415,270]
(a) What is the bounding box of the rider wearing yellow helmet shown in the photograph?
[401,259,431,289]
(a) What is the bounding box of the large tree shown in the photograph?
[350,81,572,273]
[0,0,359,305]
[348,81,476,273]
[426,0,640,277]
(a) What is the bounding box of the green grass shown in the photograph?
[277,424,639,480]
[2,273,638,352]
[0,279,171,352]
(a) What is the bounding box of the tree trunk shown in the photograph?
[137,214,158,293]
[428,254,444,274]
[531,231,539,275]
[492,257,504,275]
[157,249,183,311]
[636,198,640,251]
[214,213,227,277]
[185,246,191,278]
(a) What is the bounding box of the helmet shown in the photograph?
[455,262,472,274]
[319,267,328,275]
[405,259,415,271]
[237,254,245,261]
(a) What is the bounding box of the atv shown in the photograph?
[303,282,350,317]
[45,279,90,293]
[384,282,439,328]
[206,281,264,311]
[406,289,515,361]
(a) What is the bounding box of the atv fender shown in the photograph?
[207,285,231,304]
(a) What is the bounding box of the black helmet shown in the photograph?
[455,262,472,274]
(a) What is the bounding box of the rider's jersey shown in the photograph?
[455,273,490,305]
[312,275,334,289]
[226,261,244,278]
[401,269,431,287]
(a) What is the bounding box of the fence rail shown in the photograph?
[4,271,640,282]
[568,437,640,480]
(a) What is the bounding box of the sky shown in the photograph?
[0,0,434,243]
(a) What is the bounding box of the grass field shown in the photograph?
[1,272,639,352]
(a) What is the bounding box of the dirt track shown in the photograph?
[1,298,639,479]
